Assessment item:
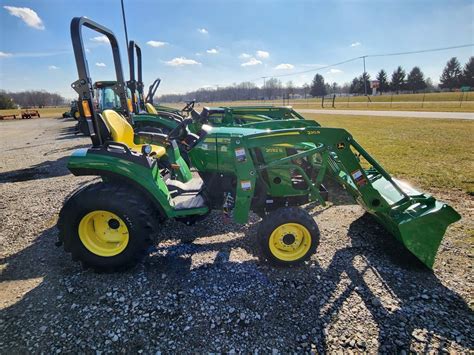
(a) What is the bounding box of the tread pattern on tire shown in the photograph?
[257,207,320,266]
[58,182,159,272]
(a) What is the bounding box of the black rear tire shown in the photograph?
[257,207,319,266]
[58,182,159,272]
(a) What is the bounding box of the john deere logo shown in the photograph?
[337,143,345,150]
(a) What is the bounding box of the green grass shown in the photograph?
[304,113,474,194]
[0,106,68,119]
[334,91,472,103]
[164,91,474,112]
[291,101,474,112]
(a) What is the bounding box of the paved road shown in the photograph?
[298,109,474,120]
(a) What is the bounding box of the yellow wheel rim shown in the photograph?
[268,223,311,262]
[74,111,80,119]
[78,210,129,257]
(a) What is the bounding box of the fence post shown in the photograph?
[459,91,464,107]
[332,94,335,108]
[390,94,393,108]
[421,92,426,108]
[347,95,350,108]
[321,96,324,108]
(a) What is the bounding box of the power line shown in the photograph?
[257,43,473,81]
[368,44,474,58]
[186,43,473,93]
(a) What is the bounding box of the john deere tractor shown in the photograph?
[126,39,310,129]
[62,100,80,119]
[58,17,460,273]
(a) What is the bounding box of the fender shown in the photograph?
[67,148,174,218]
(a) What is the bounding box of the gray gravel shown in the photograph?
[0,117,473,353]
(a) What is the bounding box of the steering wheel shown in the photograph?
[182,100,195,113]
[167,118,192,141]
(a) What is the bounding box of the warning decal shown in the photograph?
[235,147,247,162]
[240,180,252,191]
[351,169,367,187]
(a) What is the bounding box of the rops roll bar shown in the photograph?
[128,40,145,113]
[146,78,161,105]
[70,17,129,146]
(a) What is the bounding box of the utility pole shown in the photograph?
[262,76,267,101]
[362,56,368,96]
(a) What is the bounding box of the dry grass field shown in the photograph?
[0,106,68,119]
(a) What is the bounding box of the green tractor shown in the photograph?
[62,100,80,119]
[84,39,318,140]
[58,17,460,273]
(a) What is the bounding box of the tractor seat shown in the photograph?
[101,109,166,158]
[145,103,158,115]
[166,176,204,195]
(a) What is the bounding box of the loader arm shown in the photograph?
[228,126,460,268]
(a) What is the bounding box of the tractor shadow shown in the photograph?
[0,156,71,183]
[56,125,86,140]
[302,176,356,218]
[0,215,472,352]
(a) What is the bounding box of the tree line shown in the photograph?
[159,56,473,103]
[342,56,474,96]
[0,90,67,110]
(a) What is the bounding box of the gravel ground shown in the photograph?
[0,117,473,353]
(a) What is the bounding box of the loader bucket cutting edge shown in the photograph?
[367,179,461,269]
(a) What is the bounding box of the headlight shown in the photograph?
[141,144,152,155]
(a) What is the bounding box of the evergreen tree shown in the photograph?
[310,74,327,97]
[461,56,474,87]
[439,57,462,90]
[390,66,406,93]
[376,69,389,93]
[425,78,436,91]
[361,72,370,95]
[406,66,427,92]
[350,73,370,94]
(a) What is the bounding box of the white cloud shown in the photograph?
[256,50,269,59]
[147,40,168,48]
[3,6,44,30]
[0,51,13,58]
[328,68,343,74]
[239,53,252,59]
[48,65,59,70]
[165,57,201,67]
[275,63,294,70]
[206,48,218,54]
[95,62,106,67]
[91,35,109,44]
[198,28,208,34]
[241,57,262,67]
[350,42,361,47]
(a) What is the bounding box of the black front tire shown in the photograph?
[58,182,158,272]
[257,207,320,266]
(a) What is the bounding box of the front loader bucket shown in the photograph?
[369,178,461,268]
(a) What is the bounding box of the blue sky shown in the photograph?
[0,0,473,98]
